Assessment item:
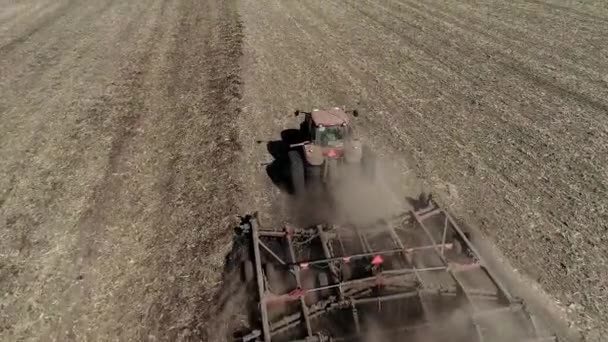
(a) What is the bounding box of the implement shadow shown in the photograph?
[204,216,260,342]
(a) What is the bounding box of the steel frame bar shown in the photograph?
[317,226,360,333]
[303,266,445,295]
[361,231,374,253]
[274,290,431,338]
[271,287,523,337]
[251,218,272,342]
[270,300,362,336]
[441,209,513,303]
[354,225,372,253]
[271,297,356,337]
[440,215,448,256]
[316,226,342,299]
[414,209,486,306]
[270,312,302,333]
[352,290,419,304]
[285,234,313,337]
[291,243,453,267]
[382,265,447,275]
[334,227,348,256]
[249,199,556,342]
[259,230,287,238]
[417,208,441,221]
[259,240,287,265]
[382,220,440,323]
[412,209,489,342]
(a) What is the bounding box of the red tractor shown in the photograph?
[288,107,375,194]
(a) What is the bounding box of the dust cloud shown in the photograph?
[331,159,408,226]
[286,157,410,227]
[359,303,531,342]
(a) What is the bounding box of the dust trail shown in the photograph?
[285,157,409,227]
[331,158,408,226]
[359,303,536,342]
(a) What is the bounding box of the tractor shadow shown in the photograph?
[262,128,303,194]
[260,128,334,226]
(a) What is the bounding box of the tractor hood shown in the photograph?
[311,108,350,126]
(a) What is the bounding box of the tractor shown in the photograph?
[287,106,375,194]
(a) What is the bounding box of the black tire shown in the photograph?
[265,263,287,318]
[317,272,330,297]
[242,260,254,282]
[288,150,305,195]
[341,264,352,281]
[302,271,318,306]
[318,272,329,287]
[265,263,283,294]
[361,145,376,180]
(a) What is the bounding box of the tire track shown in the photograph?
[0,0,76,55]
[135,0,245,340]
[52,1,172,339]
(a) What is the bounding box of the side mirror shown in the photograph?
[294,110,300,117]
[352,109,359,117]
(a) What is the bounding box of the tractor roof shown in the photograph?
[311,108,350,126]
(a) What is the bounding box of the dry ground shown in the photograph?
[1,0,243,340]
[1,0,607,341]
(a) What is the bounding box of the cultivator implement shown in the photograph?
[238,198,559,342]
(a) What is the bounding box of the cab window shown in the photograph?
[316,126,345,147]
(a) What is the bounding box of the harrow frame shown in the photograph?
[239,198,558,342]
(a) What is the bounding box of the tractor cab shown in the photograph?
[306,107,356,148]
[289,106,370,194]
[315,125,346,148]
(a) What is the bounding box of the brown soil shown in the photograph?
[0,0,606,341]
[1,0,243,340]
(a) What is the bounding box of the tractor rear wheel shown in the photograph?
[265,263,284,294]
[288,150,305,195]
[317,272,330,297]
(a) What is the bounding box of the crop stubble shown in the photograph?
[1,0,607,341]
